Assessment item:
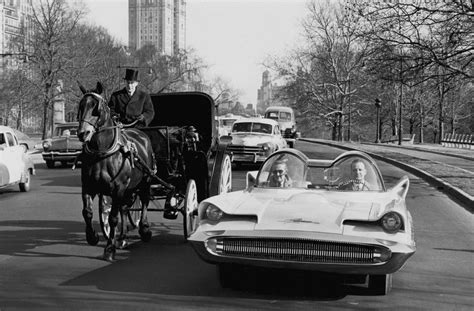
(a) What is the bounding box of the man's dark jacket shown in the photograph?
[108,88,155,126]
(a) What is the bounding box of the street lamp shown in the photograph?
[375,98,382,143]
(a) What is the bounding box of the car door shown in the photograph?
[2,131,23,184]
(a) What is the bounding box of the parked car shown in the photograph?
[264,106,300,148]
[0,125,35,192]
[226,118,287,166]
[188,149,416,295]
[42,122,82,168]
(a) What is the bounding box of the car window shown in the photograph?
[6,132,16,146]
[265,112,279,120]
[280,112,292,120]
[252,123,272,134]
[0,133,6,146]
[257,153,308,188]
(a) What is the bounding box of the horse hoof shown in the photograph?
[116,239,128,249]
[86,228,99,246]
[103,245,116,261]
[139,228,152,242]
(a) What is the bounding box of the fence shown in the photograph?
[383,134,416,144]
[441,133,474,149]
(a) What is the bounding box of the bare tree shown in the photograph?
[23,0,86,139]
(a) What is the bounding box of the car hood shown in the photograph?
[204,188,396,234]
[230,133,274,145]
[48,136,82,150]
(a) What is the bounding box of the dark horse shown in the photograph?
[77,82,154,261]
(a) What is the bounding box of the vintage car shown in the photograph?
[189,149,416,295]
[216,113,241,138]
[42,122,82,168]
[225,118,287,166]
[0,125,35,192]
[264,106,300,148]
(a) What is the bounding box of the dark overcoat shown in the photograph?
[108,87,155,126]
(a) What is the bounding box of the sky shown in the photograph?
[83,0,308,105]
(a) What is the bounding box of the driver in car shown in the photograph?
[339,159,372,191]
[268,159,292,188]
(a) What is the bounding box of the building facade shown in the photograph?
[128,0,186,55]
[1,0,33,66]
[257,70,285,113]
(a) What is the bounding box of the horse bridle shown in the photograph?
[78,92,110,131]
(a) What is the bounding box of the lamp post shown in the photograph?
[375,98,382,143]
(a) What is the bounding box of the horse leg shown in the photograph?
[138,191,152,242]
[103,202,120,261]
[82,193,99,246]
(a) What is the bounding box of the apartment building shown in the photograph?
[128,0,186,55]
[0,0,33,66]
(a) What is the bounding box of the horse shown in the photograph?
[76,81,155,261]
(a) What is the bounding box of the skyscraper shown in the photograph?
[128,0,186,55]
[0,0,33,66]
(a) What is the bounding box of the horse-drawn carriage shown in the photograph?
[76,84,232,260]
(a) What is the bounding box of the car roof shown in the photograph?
[265,106,294,113]
[0,125,15,133]
[234,117,278,125]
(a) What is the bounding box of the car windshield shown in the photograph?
[256,153,384,191]
[232,122,272,134]
[318,156,384,191]
[265,111,279,120]
[257,153,308,188]
[55,127,77,136]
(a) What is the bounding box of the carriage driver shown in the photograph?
[108,68,155,127]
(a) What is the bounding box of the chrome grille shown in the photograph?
[215,238,380,264]
[227,145,263,155]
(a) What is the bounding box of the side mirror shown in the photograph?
[0,145,5,151]
[246,171,258,189]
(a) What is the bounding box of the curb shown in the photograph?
[362,142,474,162]
[300,138,474,211]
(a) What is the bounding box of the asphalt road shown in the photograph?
[0,141,472,310]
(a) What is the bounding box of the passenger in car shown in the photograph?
[339,159,372,191]
[268,159,292,188]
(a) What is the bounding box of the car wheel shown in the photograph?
[368,274,392,295]
[19,170,31,192]
[46,160,55,168]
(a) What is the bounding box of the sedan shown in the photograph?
[226,118,287,166]
[0,125,35,192]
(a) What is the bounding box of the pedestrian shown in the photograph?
[108,68,155,127]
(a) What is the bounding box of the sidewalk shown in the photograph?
[300,138,474,210]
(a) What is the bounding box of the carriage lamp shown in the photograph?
[205,204,224,222]
[381,212,403,233]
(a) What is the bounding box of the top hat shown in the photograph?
[124,69,139,81]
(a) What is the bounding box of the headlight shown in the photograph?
[381,212,403,233]
[259,143,274,154]
[42,141,51,150]
[205,204,224,222]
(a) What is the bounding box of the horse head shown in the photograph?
[77,82,110,143]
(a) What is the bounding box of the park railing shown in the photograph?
[441,133,474,149]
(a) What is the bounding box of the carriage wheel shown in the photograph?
[99,195,123,240]
[183,179,198,241]
[219,154,232,194]
[127,194,143,230]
